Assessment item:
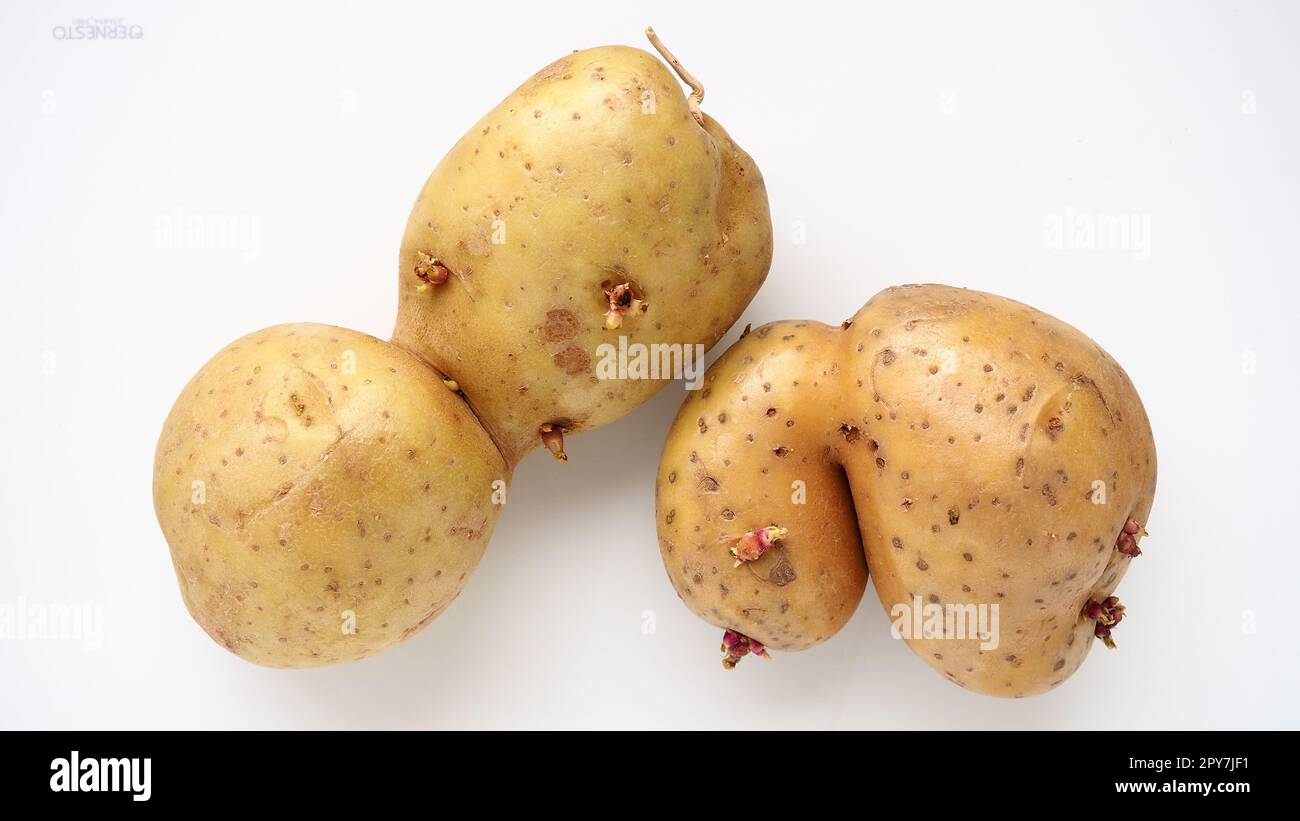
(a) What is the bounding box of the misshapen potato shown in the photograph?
[155,31,772,668]
[394,31,771,464]
[656,285,1157,695]
[154,325,506,667]
[655,324,870,657]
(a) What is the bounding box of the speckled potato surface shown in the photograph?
[393,44,772,464]
[154,34,772,668]
[656,285,1157,696]
[656,328,870,651]
[153,324,507,667]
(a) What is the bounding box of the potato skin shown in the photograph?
[656,322,869,652]
[394,45,772,464]
[155,41,773,667]
[153,324,507,667]
[841,286,1155,696]
[655,285,1157,695]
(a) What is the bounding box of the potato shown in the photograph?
[154,31,772,667]
[153,324,507,667]
[393,31,772,464]
[655,322,870,657]
[656,285,1157,695]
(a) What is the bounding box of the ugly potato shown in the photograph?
[656,322,869,662]
[154,30,773,668]
[393,30,772,464]
[153,324,507,667]
[655,285,1157,695]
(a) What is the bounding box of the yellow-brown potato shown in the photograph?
[154,31,772,668]
[394,40,772,464]
[656,322,869,654]
[656,285,1157,695]
[153,324,507,667]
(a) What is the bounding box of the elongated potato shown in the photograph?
[656,322,868,655]
[656,285,1157,695]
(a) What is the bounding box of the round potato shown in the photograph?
[153,324,507,667]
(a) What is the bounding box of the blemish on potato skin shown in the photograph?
[769,557,797,586]
[552,345,590,375]
[540,308,581,342]
[1047,416,1065,439]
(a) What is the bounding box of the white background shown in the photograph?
[1,0,1297,729]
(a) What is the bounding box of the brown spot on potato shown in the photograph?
[541,308,581,342]
[769,557,797,586]
[552,345,590,375]
[462,223,493,257]
[1047,416,1065,439]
